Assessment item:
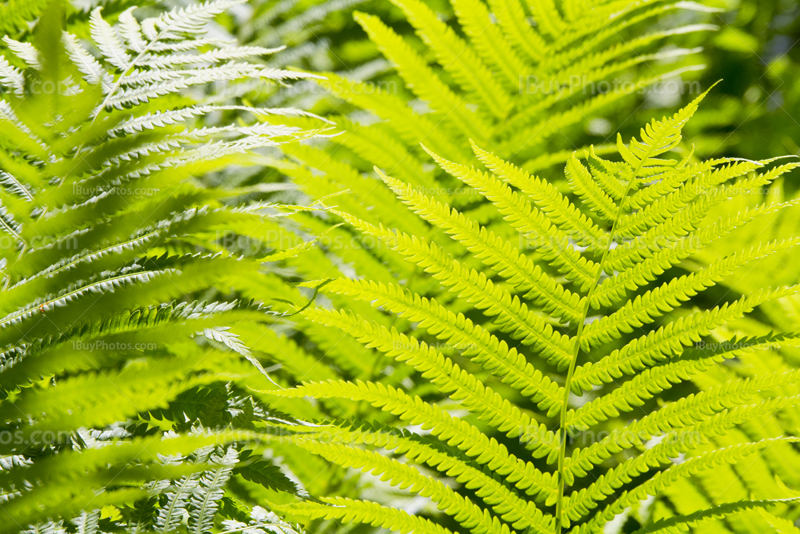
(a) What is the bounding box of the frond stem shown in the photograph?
[92,23,175,124]
[76,22,178,157]
[554,166,638,533]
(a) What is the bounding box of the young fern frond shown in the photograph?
[268,94,800,534]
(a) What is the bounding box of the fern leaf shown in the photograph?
[573,286,800,393]
[288,438,517,534]
[89,9,131,71]
[585,237,800,347]
[524,0,564,38]
[268,380,558,493]
[486,0,545,63]
[387,0,512,119]
[424,147,599,290]
[452,0,527,89]
[301,307,552,446]
[311,277,564,414]
[632,498,800,534]
[353,11,491,143]
[331,209,575,369]
[471,142,607,250]
[62,33,111,89]
[379,169,582,324]
[0,56,24,95]
[284,498,458,534]
[573,438,800,533]
[188,447,238,534]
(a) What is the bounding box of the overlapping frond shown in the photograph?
[0,3,325,531]
[237,0,719,339]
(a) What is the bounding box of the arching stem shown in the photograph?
[554,164,639,533]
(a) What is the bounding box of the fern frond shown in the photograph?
[632,498,800,534]
[388,0,512,119]
[312,277,564,414]
[593,195,800,308]
[271,97,800,534]
[283,498,458,534]
[379,169,583,324]
[288,438,517,534]
[585,237,800,346]
[330,209,575,369]
[575,438,800,533]
[289,422,555,518]
[353,11,491,144]
[0,3,321,531]
[424,147,599,291]
[300,307,552,447]
[565,371,800,480]
[269,380,558,494]
[573,285,800,393]
[471,142,607,250]
[452,0,527,89]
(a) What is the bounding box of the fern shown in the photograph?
[5,2,800,534]
[19,446,305,534]
[217,15,738,513]
[224,0,722,329]
[281,0,716,175]
[267,93,800,534]
[0,2,324,531]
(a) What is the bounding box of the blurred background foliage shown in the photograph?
[689,0,800,161]
[6,0,800,163]
[239,0,800,162]
[223,0,800,164]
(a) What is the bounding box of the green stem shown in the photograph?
[92,32,166,124]
[75,22,175,159]
[554,167,639,533]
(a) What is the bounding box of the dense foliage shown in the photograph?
[0,1,326,531]
[2,0,800,533]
